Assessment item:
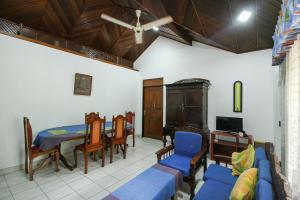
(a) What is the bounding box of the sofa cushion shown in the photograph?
[159,154,192,177]
[230,168,258,200]
[254,147,267,168]
[258,160,272,183]
[255,179,273,200]
[193,179,233,200]
[232,145,255,176]
[203,164,238,187]
[174,131,202,158]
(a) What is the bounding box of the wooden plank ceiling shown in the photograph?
[0,0,280,62]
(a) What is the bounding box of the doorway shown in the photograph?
[143,78,163,140]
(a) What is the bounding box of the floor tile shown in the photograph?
[39,178,67,193]
[31,194,49,200]
[9,180,38,194]
[0,195,14,200]
[88,190,110,200]
[84,170,106,182]
[110,169,131,180]
[5,175,27,187]
[0,188,11,199]
[34,173,60,185]
[77,183,104,199]
[94,175,118,189]
[106,181,124,193]
[13,187,44,200]
[101,165,120,175]
[60,172,84,184]
[60,193,84,200]
[69,177,93,191]
[0,179,8,190]
[46,185,73,200]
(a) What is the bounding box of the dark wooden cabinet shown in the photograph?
[163,78,210,146]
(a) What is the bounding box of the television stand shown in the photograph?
[210,130,253,165]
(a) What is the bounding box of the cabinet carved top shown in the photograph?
[166,78,211,87]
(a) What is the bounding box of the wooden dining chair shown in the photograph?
[23,117,60,181]
[85,112,99,124]
[125,111,135,147]
[109,115,127,163]
[74,115,106,174]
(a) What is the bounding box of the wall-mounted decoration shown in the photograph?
[233,81,242,112]
[74,73,92,96]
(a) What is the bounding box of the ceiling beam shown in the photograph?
[173,21,235,53]
[227,0,239,52]
[190,0,207,37]
[134,0,192,46]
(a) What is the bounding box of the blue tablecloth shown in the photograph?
[33,122,132,151]
[103,164,183,200]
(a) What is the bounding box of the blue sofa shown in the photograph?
[194,147,274,200]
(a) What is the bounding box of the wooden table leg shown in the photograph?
[58,144,74,171]
[59,154,74,171]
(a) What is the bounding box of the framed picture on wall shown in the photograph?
[74,73,93,96]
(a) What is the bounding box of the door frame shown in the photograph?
[142,77,164,138]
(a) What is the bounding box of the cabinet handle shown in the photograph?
[144,110,146,116]
[181,104,184,112]
[154,103,156,109]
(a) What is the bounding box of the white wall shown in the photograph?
[135,37,276,143]
[0,34,139,170]
[0,33,277,170]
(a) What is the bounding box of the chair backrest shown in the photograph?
[23,117,33,152]
[85,112,100,124]
[174,131,202,158]
[125,111,135,128]
[86,115,105,145]
[112,115,126,139]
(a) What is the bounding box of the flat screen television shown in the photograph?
[216,116,243,133]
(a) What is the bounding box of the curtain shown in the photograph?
[283,35,300,199]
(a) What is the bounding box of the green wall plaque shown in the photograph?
[234,81,242,112]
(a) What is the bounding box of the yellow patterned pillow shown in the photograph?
[230,168,258,200]
[232,144,255,176]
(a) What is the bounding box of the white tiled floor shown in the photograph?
[0,137,210,200]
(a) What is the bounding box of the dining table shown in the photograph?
[33,122,132,170]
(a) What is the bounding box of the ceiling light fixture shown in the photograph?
[152,26,159,31]
[237,10,252,22]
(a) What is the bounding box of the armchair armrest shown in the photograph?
[190,142,208,176]
[155,144,174,162]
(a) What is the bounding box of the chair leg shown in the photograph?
[116,145,119,154]
[133,134,135,147]
[123,143,127,159]
[29,158,33,181]
[110,142,113,163]
[101,148,105,167]
[73,149,78,168]
[24,155,28,174]
[55,152,60,172]
[93,152,97,161]
[204,154,207,172]
[189,177,196,200]
[84,152,88,174]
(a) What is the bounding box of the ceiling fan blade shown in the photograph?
[142,16,173,31]
[101,14,135,30]
[135,31,143,44]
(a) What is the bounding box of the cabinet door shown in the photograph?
[166,90,185,126]
[183,89,203,128]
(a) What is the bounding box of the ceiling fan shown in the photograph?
[101,10,173,44]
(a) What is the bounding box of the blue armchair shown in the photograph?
[156,130,208,199]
